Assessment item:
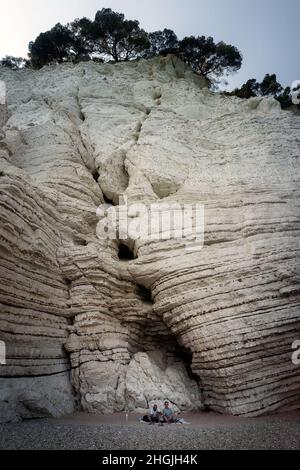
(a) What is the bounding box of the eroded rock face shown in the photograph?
[0,55,299,421]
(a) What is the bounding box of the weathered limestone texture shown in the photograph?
[0,55,299,422]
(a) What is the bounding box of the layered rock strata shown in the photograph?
[0,55,299,421]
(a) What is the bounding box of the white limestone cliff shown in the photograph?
[0,55,299,422]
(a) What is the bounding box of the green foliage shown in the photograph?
[1,5,294,112]
[227,74,299,111]
[230,74,283,99]
[146,29,179,57]
[27,9,150,67]
[23,8,243,82]
[259,73,283,96]
[92,8,150,61]
[228,79,260,99]
[0,56,27,69]
[68,18,95,60]
[179,36,242,83]
[29,23,75,68]
[277,84,300,111]
[2,8,240,84]
[215,42,243,76]
[276,87,293,109]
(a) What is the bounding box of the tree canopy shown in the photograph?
[0,56,27,69]
[226,74,299,111]
[68,18,95,60]
[4,4,296,112]
[0,8,300,114]
[146,29,179,57]
[91,8,150,61]
[179,36,242,84]
[259,74,283,97]
[1,6,294,112]
[12,7,242,88]
[29,23,76,67]
[228,74,283,99]
[228,78,260,99]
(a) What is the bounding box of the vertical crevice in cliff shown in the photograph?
[92,169,100,183]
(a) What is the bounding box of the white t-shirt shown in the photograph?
[150,407,159,417]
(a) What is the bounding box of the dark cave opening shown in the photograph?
[102,193,115,206]
[118,243,135,261]
[133,282,200,395]
[64,278,72,288]
[176,346,197,381]
[136,284,153,304]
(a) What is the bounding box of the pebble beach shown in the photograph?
[1,411,299,450]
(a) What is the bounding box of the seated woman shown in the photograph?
[162,401,175,424]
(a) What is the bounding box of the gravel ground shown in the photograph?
[0,414,299,450]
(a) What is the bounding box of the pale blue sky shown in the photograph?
[0,0,299,89]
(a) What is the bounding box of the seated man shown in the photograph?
[162,401,175,424]
[150,404,161,423]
